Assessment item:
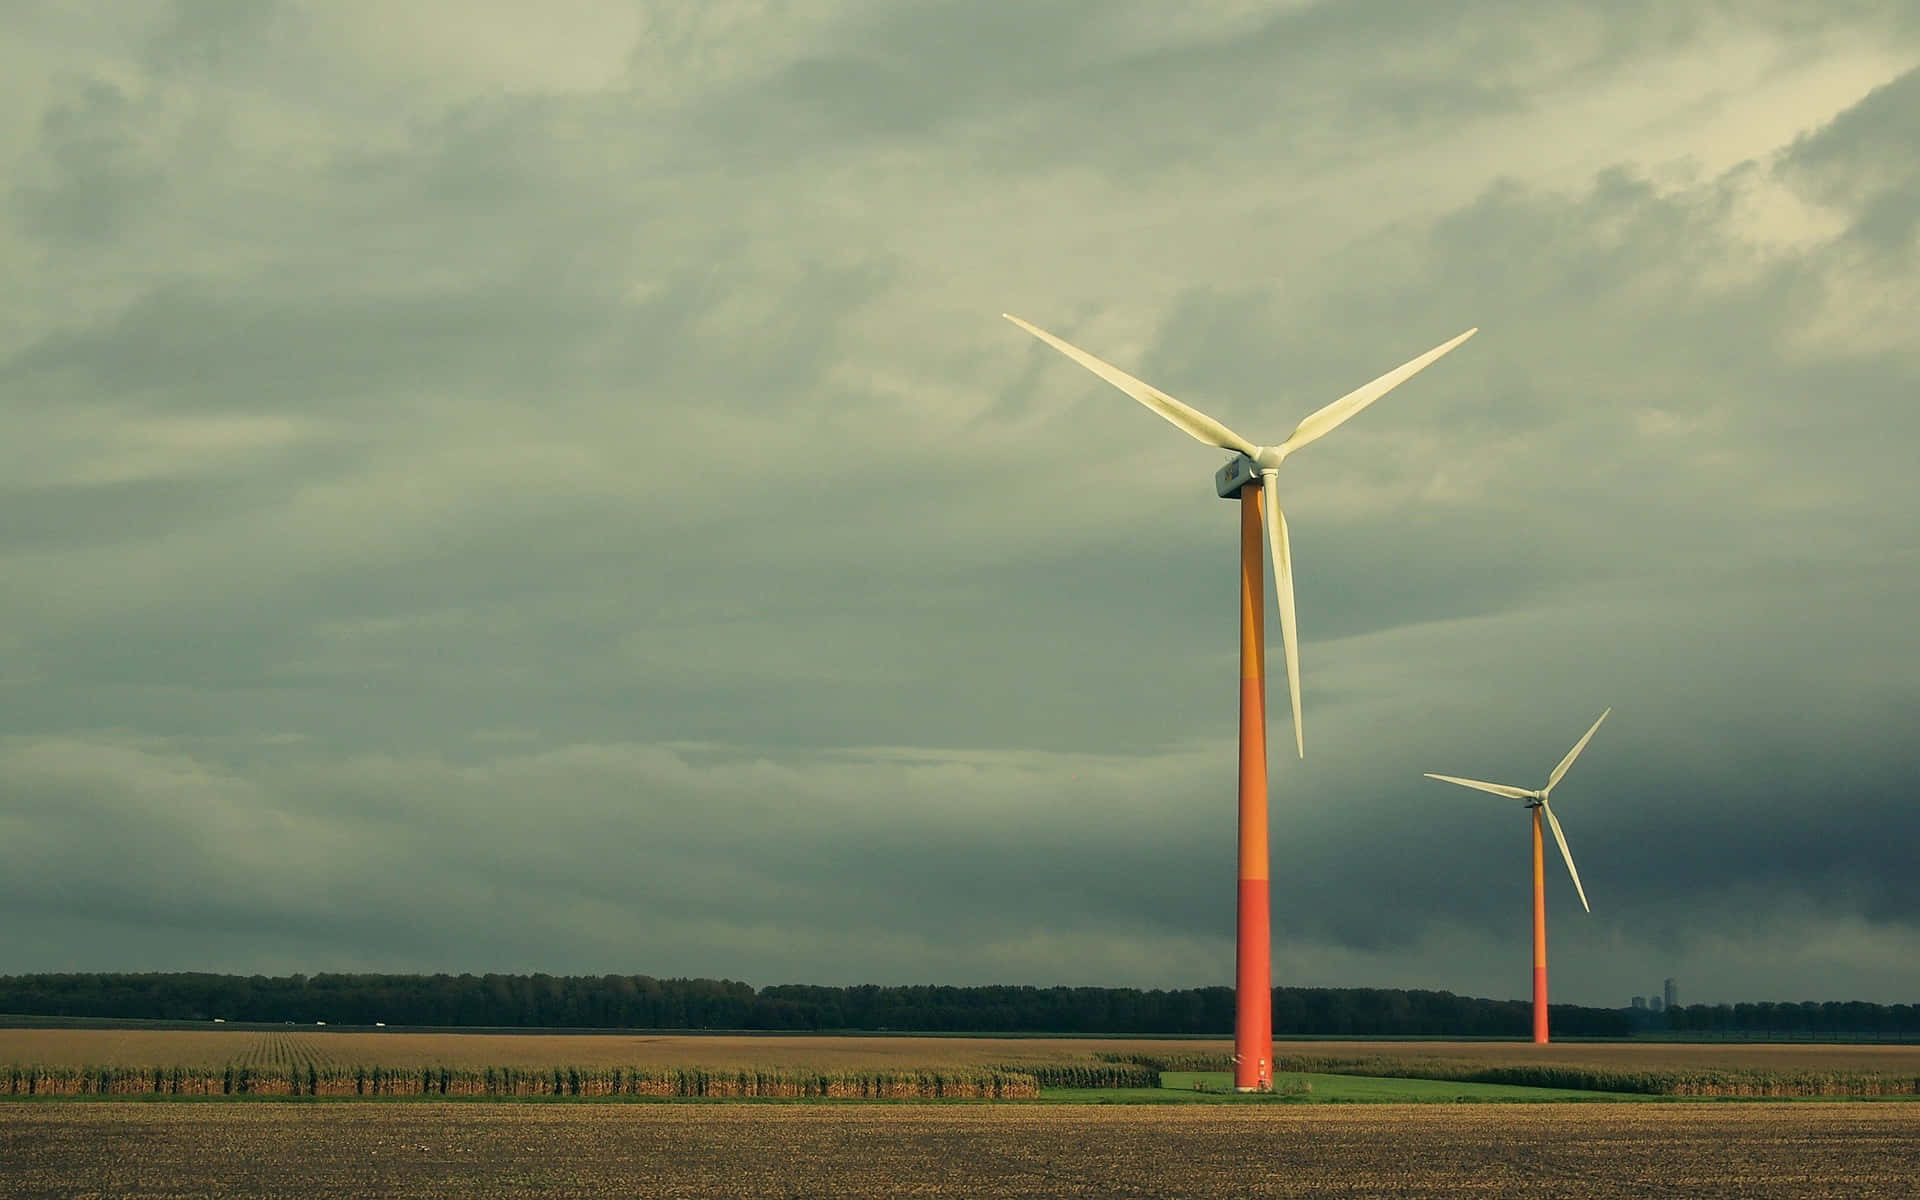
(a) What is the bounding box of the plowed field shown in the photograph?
[3,1102,1915,1198]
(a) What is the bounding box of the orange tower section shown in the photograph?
[1531,805,1549,1045]
[1234,483,1274,1091]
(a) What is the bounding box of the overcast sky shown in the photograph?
[3,2,1917,1007]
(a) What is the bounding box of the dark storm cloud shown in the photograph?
[0,461,327,551]
[11,75,160,244]
[691,0,1917,185]
[1782,68,1920,249]
[144,0,284,74]
[6,270,666,425]
[0,2,1916,1003]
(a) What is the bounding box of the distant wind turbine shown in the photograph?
[1425,708,1610,1045]
[1006,312,1477,1090]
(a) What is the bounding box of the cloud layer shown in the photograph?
[3,2,1917,1005]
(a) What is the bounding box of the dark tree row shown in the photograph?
[1669,1000,1920,1036]
[0,973,1907,1035]
[0,972,1630,1034]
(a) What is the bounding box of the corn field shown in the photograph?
[997,1061,1162,1088]
[0,1033,1040,1098]
[1258,1053,1920,1097]
[1092,1048,1920,1098]
[0,1063,1039,1099]
[1097,1051,1235,1072]
[7,1032,1919,1100]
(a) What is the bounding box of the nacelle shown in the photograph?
[1214,454,1260,499]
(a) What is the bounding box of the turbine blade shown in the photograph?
[1003,314,1261,457]
[1547,708,1611,791]
[1542,801,1590,913]
[1422,773,1534,801]
[1280,328,1477,453]
[1261,474,1303,758]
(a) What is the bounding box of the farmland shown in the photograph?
[4,1030,1919,1100]
[0,1029,1220,1071]
[1210,1041,1920,1098]
[1268,1038,1920,1074]
[0,1031,1043,1099]
[6,1029,1919,1074]
[0,1031,1183,1098]
[4,1102,1917,1197]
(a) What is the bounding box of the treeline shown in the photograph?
[1668,1000,1920,1037]
[0,973,1650,1036]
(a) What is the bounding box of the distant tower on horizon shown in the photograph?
[1664,978,1678,1011]
[1631,996,1647,1010]
[1650,995,1665,1013]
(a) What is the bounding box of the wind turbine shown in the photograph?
[1425,708,1610,1045]
[1005,312,1477,1090]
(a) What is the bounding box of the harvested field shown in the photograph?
[0,1029,1222,1071]
[2,1102,1916,1198]
[0,1029,258,1070]
[1253,1041,1920,1097]
[1102,1041,1920,1096]
[1271,1040,1920,1074]
[6,1029,1916,1073]
[4,1031,1916,1100]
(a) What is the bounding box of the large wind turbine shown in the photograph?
[1425,708,1610,1045]
[1005,313,1476,1090]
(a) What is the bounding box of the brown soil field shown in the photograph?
[0,1030,1219,1070]
[0,1028,255,1070]
[3,1102,1915,1198]
[1282,1040,1920,1074]
[4,1029,1916,1074]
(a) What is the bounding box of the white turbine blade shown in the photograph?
[1422,773,1534,801]
[1547,707,1611,791]
[1280,328,1477,453]
[1261,473,1303,758]
[1003,314,1261,457]
[1542,801,1590,913]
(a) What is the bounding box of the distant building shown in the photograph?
[1649,995,1665,1013]
[1664,978,1677,1011]
[1631,996,1647,1010]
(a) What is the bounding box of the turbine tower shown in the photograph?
[1425,708,1610,1045]
[1005,313,1476,1090]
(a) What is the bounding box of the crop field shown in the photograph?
[4,1101,1917,1197]
[6,1031,1919,1100]
[0,1029,1220,1071]
[1270,1039,1920,1074]
[0,1032,1045,1099]
[7,1029,1918,1072]
[1250,1041,1920,1098]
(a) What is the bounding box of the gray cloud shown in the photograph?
[12,75,160,245]
[1782,69,1920,249]
[1,2,1917,1006]
[144,0,285,75]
